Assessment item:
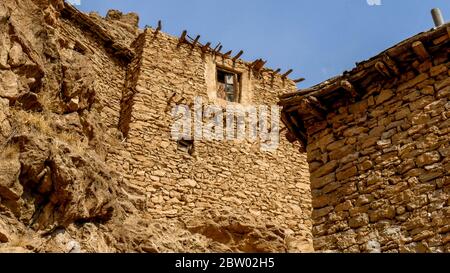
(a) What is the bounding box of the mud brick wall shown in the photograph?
[113,29,313,252]
[306,61,450,253]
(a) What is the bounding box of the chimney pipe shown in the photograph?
[431,8,445,27]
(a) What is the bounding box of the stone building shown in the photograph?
[1,1,313,252]
[4,0,448,254]
[105,9,313,252]
[280,23,450,252]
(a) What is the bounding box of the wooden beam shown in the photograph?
[340,80,358,98]
[286,114,308,149]
[287,98,326,120]
[155,20,162,34]
[286,131,298,143]
[281,69,293,78]
[349,69,369,82]
[253,60,267,71]
[293,77,306,83]
[201,42,211,53]
[223,50,232,58]
[279,95,307,107]
[285,104,305,113]
[250,59,261,68]
[375,61,391,77]
[280,112,304,145]
[279,90,300,100]
[191,35,200,48]
[307,96,327,113]
[382,55,400,76]
[433,35,448,45]
[305,104,326,120]
[273,68,281,74]
[213,43,222,51]
[232,50,244,62]
[412,41,430,61]
[179,30,187,44]
[215,45,223,53]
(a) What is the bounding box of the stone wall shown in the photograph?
[58,7,139,130]
[51,4,314,252]
[306,59,450,252]
[111,29,313,252]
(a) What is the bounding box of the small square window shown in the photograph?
[177,139,194,155]
[217,69,241,102]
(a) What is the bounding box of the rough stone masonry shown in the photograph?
[280,23,450,252]
[111,19,313,253]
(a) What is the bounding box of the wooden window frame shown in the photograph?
[216,66,242,103]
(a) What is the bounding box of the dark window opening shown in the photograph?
[177,139,194,155]
[217,69,241,102]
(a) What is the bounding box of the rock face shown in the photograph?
[0,0,312,253]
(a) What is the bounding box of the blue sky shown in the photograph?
[76,0,450,88]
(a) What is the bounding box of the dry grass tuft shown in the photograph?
[0,144,19,160]
[12,110,88,155]
[40,91,63,113]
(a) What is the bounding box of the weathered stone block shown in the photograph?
[430,64,448,77]
[376,89,394,105]
[329,145,355,161]
[409,96,435,111]
[311,172,336,190]
[343,127,369,137]
[0,154,22,200]
[311,160,339,179]
[312,193,338,209]
[349,214,369,228]
[403,90,421,102]
[326,139,346,152]
[398,73,429,91]
[419,170,444,183]
[417,151,441,167]
[335,200,353,212]
[0,71,20,100]
[437,85,450,99]
[420,85,435,95]
[434,77,450,91]
[359,160,373,171]
[395,107,411,120]
[369,207,396,222]
[336,166,358,181]
[361,136,379,149]
[312,206,334,220]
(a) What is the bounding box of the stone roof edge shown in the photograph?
[62,3,298,82]
[280,22,450,103]
[278,22,450,150]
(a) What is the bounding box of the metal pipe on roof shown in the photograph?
[431,8,445,27]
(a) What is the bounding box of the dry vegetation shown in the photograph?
[10,110,89,154]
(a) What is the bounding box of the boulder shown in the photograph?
[0,152,23,201]
[0,218,10,243]
[8,42,26,67]
[0,98,12,140]
[0,71,20,100]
